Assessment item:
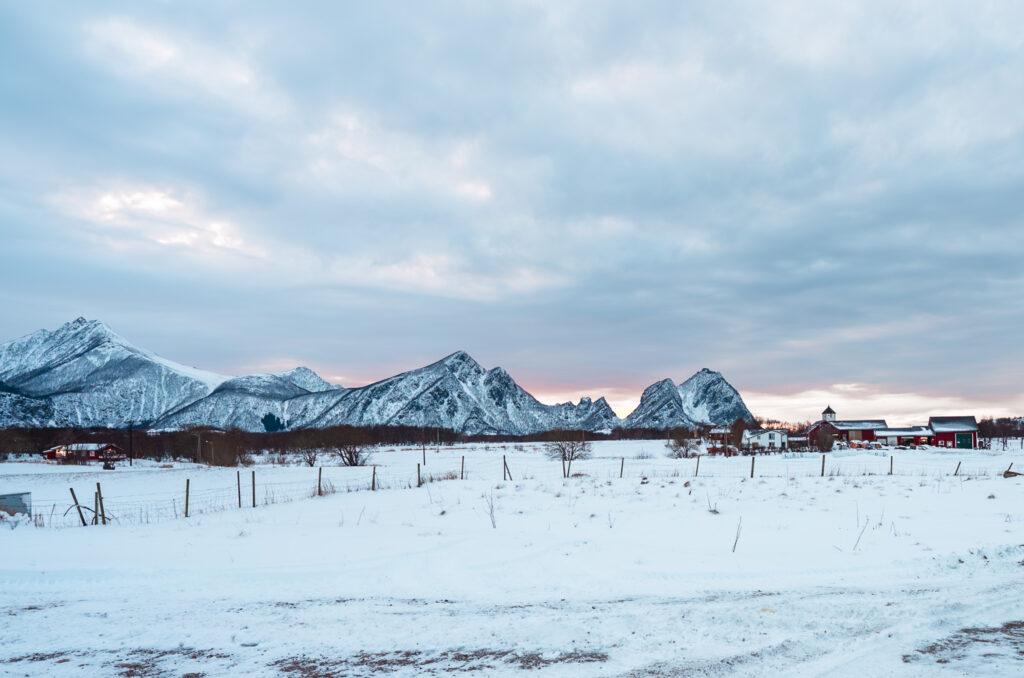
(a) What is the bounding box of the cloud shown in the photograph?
[305,109,494,203]
[1,2,1023,416]
[83,16,286,117]
[53,185,264,259]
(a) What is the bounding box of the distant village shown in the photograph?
[709,406,981,454]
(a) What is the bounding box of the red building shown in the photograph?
[928,416,978,449]
[43,443,125,462]
[806,406,887,443]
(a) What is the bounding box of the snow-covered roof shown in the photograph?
[827,420,888,431]
[64,443,117,451]
[876,427,933,437]
[928,416,978,432]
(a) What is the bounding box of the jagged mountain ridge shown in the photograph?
[623,368,755,429]
[292,351,620,435]
[0,318,752,433]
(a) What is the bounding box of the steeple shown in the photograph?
[822,405,836,422]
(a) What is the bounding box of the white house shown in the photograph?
[742,428,788,450]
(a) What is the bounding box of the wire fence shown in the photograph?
[14,449,1017,529]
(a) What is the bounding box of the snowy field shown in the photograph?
[2,440,1023,676]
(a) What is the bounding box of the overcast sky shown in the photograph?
[2,2,1022,425]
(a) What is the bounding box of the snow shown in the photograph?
[145,350,229,391]
[2,440,1023,676]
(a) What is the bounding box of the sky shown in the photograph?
[1,1,1023,426]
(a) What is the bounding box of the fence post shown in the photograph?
[954,461,961,476]
[251,470,256,508]
[750,455,755,479]
[93,492,99,525]
[372,465,377,491]
[69,488,87,526]
[417,463,422,487]
[460,455,465,480]
[503,455,508,481]
[620,457,625,479]
[889,455,893,476]
[96,482,106,525]
[503,455,513,482]
[237,471,241,508]
[317,467,323,497]
[821,454,826,477]
[184,478,190,518]
[422,446,426,467]
[695,455,700,477]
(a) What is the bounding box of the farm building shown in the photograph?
[875,427,934,446]
[742,428,788,450]
[806,407,888,443]
[928,416,978,449]
[43,443,126,462]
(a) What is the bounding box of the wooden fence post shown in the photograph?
[620,457,625,479]
[422,446,426,467]
[460,455,465,480]
[503,455,508,481]
[69,488,87,527]
[236,471,241,508]
[821,454,826,477]
[889,455,893,476]
[184,478,190,518]
[417,463,422,487]
[954,461,961,476]
[503,455,513,482]
[695,455,701,477]
[371,465,377,491]
[251,470,256,508]
[750,455,755,479]
[96,482,106,525]
[93,492,98,525]
[317,467,323,497]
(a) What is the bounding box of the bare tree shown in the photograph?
[666,427,701,458]
[728,418,748,450]
[300,448,319,467]
[545,437,592,477]
[335,443,372,467]
[814,428,834,452]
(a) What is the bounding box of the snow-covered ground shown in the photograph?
[2,440,1023,676]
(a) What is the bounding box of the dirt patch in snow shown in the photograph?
[272,648,608,675]
[904,620,1024,666]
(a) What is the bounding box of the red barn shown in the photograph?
[806,406,887,444]
[928,416,978,449]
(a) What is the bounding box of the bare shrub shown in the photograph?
[545,438,592,477]
[335,443,372,467]
[665,428,701,458]
[814,428,835,452]
[300,448,319,467]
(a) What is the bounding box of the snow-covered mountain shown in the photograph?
[622,368,754,429]
[292,351,620,435]
[0,318,228,428]
[151,369,342,431]
[0,319,628,433]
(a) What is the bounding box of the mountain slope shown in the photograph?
[293,351,619,435]
[624,369,754,429]
[152,369,341,431]
[0,318,227,427]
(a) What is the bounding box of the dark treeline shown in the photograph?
[0,425,684,462]
[978,417,1024,440]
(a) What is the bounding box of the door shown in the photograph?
[955,433,973,449]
